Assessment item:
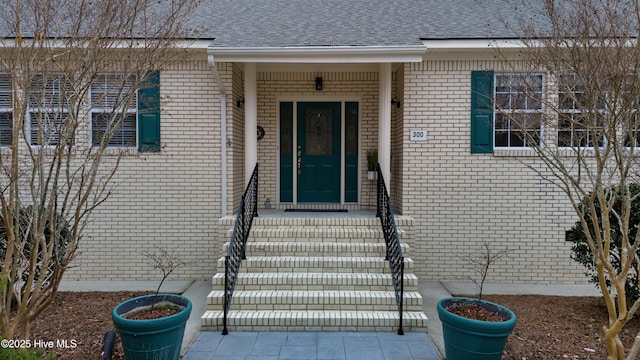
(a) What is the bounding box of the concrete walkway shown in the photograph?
[59,279,601,360]
[183,331,439,360]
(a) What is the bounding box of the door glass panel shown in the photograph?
[346,105,357,156]
[281,105,293,155]
[305,109,332,155]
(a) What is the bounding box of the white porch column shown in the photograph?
[245,62,257,184]
[378,63,392,191]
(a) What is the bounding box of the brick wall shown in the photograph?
[66,55,589,285]
[401,58,585,284]
[65,56,223,280]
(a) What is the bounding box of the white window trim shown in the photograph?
[493,73,546,151]
[89,73,138,149]
[27,73,71,148]
[556,73,608,150]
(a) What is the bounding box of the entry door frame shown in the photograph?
[277,97,361,205]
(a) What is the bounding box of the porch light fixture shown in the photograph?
[236,97,245,108]
[392,98,401,109]
[315,77,323,91]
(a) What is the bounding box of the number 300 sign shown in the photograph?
[409,130,427,141]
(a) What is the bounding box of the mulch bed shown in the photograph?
[16,292,640,359]
[484,295,640,359]
[29,291,145,359]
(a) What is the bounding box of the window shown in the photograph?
[90,74,137,148]
[494,74,544,148]
[471,71,544,153]
[29,74,71,146]
[0,74,12,146]
[557,74,605,148]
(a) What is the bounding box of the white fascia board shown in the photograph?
[422,39,527,50]
[208,45,426,63]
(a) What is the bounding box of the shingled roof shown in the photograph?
[0,0,540,47]
[193,0,531,48]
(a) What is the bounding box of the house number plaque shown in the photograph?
[410,129,427,141]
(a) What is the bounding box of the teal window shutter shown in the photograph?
[470,70,494,153]
[138,70,160,152]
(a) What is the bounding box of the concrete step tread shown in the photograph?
[217,256,414,264]
[201,310,428,332]
[220,215,415,228]
[233,228,407,239]
[210,272,418,291]
[207,290,422,302]
[224,241,409,253]
[203,310,428,319]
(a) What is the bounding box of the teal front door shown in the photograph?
[297,102,341,202]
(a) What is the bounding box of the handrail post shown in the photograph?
[254,165,259,218]
[398,258,404,335]
[376,164,382,218]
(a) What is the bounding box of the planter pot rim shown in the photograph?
[112,294,192,334]
[437,297,517,332]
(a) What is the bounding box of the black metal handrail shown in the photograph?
[222,164,258,335]
[376,163,405,335]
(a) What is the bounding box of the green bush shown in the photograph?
[0,339,54,360]
[568,183,640,304]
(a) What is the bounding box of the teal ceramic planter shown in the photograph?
[112,294,192,360]
[437,297,516,360]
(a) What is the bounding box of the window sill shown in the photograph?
[492,149,539,158]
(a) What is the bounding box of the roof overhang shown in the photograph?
[422,38,529,50]
[208,45,426,63]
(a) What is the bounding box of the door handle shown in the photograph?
[297,150,301,174]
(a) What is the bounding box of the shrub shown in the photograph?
[568,183,640,304]
[0,339,54,360]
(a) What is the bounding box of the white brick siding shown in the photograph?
[66,56,223,280]
[401,58,585,284]
[64,53,588,285]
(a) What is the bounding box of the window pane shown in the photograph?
[0,74,10,108]
[558,130,572,147]
[92,112,136,147]
[0,113,11,146]
[495,131,508,147]
[510,130,525,147]
[30,112,68,146]
[91,74,136,109]
[495,114,509,130]
[29,74,70,109]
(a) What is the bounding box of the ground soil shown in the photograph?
[29,291,145,360]
[20,292,640,359]
[447,302,507,322]
[125,306,181,320]
[484,295,640,360]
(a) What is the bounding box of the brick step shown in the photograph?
[201,310,428,332]
[220,215,414,229]
[210,272,419,291]
[206,290,423,312]
[233,227,408,242]
[216,256,414,274]
[223,241,409,257]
